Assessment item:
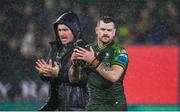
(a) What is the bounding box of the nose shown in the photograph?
[103,30,108,35]
[59,30,65,36]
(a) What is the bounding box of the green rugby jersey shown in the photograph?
[85,41,129,111]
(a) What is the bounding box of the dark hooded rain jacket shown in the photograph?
[39,11,88,111]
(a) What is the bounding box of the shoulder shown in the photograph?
[49,40,60,48]
[49,40,56,46]
[111,43,128,55]
[85,41,96,48]
[112,43,129,67]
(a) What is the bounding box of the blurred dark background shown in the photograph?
[0,0,179,110]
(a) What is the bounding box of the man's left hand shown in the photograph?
[74,47,95,64]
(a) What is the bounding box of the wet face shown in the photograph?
[95,21,116,46]
[57,24,74,45]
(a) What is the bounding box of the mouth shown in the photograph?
[61,38,67,40]
[102,36,109,39]
[61,36,67,40]
[60,37,68,44]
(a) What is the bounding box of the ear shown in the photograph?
[113,29,116,36]
[95,27,98,35]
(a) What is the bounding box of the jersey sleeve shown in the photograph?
[112,48,128,69]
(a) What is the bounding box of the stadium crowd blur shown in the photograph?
[0,0,179,102]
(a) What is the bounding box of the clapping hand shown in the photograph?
[35,59,59,77]
[72,47,95,64]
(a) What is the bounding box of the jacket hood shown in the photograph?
[53,11,81,46]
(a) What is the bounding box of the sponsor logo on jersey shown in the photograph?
[115,54,128,64]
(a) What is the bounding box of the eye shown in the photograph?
[107,29,112,32]
[100,28,106,31]
[58,28,68,32]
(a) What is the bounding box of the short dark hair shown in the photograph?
[98,16,116,28]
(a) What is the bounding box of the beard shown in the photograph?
[101,36,111,43]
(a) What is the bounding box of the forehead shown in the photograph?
[57,24,69,29]
[98,21,115,29]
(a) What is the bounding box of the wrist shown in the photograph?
[90,57,101,69]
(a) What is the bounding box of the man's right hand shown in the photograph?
[35,59,59,77]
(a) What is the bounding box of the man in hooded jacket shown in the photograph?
[35,11,88,111]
